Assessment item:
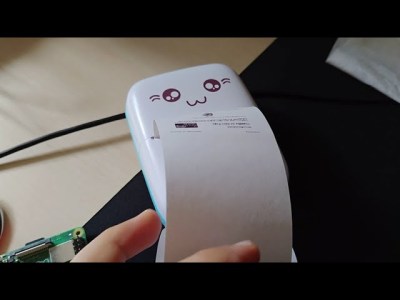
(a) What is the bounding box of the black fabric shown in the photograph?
[84,38,400,262]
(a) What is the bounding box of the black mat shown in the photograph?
[84,38,400,262]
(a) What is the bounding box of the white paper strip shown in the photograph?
[155,107,292,262]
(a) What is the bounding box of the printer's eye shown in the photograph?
[162,88,181,102]
[203,79,221,92]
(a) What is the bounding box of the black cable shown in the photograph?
[0,113,126,159]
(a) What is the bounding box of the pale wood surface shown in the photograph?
[0,38,274,253]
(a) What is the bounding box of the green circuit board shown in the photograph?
[0,227,87,263]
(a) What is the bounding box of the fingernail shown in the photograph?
[233,240,255,250]
[230,240,260,262]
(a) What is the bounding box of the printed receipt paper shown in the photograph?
[154,107,292,262]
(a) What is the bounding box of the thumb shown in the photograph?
[180,240,260,262]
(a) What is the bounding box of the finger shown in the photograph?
[0,208,4,239]
[180,240,260,262]
[72,209,162,262]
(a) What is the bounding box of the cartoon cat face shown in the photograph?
[127,64,255,141]
[149,77,231,107]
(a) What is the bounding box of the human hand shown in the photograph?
[71,209,260,262]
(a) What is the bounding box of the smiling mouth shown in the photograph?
[186,96,207,107]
